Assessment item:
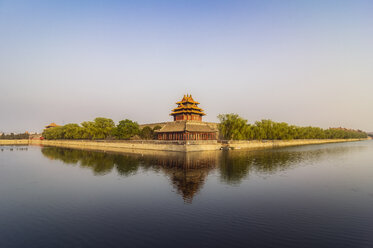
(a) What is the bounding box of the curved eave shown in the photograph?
[171,107,205,112]
[170,111,206,116]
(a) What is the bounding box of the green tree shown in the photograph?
[217,113,367,141]
[93,117,115,139]
[81,121,95,139]
[113,119,140,140]
[63,124,84,139]
[81,118,115,140]
[140,126,153,140]
[218,114,248,140]
[42,126,64,140]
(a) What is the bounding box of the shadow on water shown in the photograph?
[41,144,365,202]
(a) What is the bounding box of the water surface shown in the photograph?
[1,141,372,248]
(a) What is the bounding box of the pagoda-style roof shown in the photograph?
[176,94,200,105]
[45,123,60,128]
[171,94,206,116]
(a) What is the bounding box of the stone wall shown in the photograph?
[226,139,365,150]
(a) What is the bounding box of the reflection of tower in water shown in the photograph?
[165,168,211,203]
[151,151,219,203]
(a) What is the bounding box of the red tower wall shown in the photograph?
[173,114,202,121]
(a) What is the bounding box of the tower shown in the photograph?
[156,94,217,140]
[170,94,206,121]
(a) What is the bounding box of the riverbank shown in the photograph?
[0,138,368,152]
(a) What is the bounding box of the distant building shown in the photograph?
[45,123,60,129]
[156,95,217,140]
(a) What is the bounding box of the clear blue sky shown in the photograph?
[0,0,372,133]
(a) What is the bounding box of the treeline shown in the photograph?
[42,117,161,140]
[218,114,368,140]
[0,133,30,139]
[42,115,367,141]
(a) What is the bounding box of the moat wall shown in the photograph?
[29,140,221,152]
[225,139,364,150]
[0,138,367,152]
[0,140,29,145]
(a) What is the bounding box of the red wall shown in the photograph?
[174,114,202,121]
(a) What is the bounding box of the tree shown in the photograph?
[113,119,139,140]
[218,114,248,140]
[63,124,84,139]
[140,126,153,140]
[0,132,29,140]
[42,126,64,140]
[81,121,95,139]
[217,113,367,141]
[81,118,115,140]
[93,117,115,139]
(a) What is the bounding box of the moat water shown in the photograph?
[1,141,373,248]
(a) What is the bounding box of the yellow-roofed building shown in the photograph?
[156,94,217,141]
[45,123,60,129]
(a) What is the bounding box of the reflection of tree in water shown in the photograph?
[219,146,364,184]
[41,147,218,202]
[220,150,301,184]
[41,147,139,176]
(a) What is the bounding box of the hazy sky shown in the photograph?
[1,0,372,133]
